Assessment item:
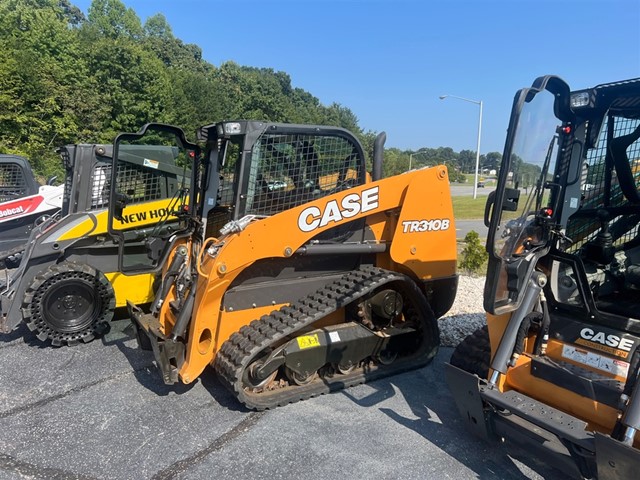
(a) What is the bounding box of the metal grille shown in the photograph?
[90,163,111,209]
[566,116,640,251]
[101,161,164,210]
[59,148,73,216]
[218,143,239,208]
[0,163,28,202]
[245,133,362,216]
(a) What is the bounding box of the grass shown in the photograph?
[452,195,486,219]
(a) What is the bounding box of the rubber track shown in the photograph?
[449,325,491,379]
[214,265,439,410]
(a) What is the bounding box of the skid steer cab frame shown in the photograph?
[118,120,458,409]
[0,131,192,346]
[446,76,640,479]
[0,154,63,258]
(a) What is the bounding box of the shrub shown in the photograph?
[459,230,488,274]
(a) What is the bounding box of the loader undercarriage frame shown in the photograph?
[132,265,441,410]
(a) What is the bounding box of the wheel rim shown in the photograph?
[285,367,317,386]
[336,362,356,375]
[41,279,101,333]
[245,360,278,390]
[376,350,398,366]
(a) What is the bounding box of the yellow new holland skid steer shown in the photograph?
[0,142,188,346]
[105,121,459,409]
[447,76,640,478]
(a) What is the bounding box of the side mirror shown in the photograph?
[484,188,520,227]
[113,192,131,222]
[502,187,520,212]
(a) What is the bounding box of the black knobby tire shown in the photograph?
[22,262,115,346]
[450,325,491,379]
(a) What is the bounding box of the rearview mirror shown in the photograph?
[484,188,520,227]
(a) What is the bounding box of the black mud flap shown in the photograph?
[444,363,493,441]
[0,266,24,333]
[128,301,184,385]
[0,294,11,334]
[596,432,640,480]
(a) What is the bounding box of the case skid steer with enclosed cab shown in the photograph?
[0,154,63,267]
[109,121,458,409]
[0,143,188,346]
[446,76,640,479]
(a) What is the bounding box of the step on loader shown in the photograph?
[0,154,63,267]
[0,142,189,346]
[446,76,640,478]
[107,121,458,409]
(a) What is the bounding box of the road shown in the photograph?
[0,320,565,480]
[449,185,493,239]
[449,184,495,197]
[455,219,487,240]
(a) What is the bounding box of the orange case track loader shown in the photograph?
[107,121,458,409]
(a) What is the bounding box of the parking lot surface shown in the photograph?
[0,318,565,480]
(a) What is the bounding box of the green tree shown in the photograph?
[484,151,502,172]
[0,0,94,176]
[87,0,142,39]
[458,149,476,174]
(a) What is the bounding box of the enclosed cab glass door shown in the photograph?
[486,85,564,313]
[108,124,196,272]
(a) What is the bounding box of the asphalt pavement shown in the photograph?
[449,184,492,239]
[0,318,566,480]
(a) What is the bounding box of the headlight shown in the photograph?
[223,122,242,135]
[570,91,591,108]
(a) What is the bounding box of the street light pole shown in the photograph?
[439,94,483,199]
[409,148,428,171]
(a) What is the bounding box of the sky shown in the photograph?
[72,0,640,155]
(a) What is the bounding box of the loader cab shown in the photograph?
[448,76,640,479]
[107,124,198,272]
[196,121,368,241]
[0,155,39,202]
[486,75,640,323]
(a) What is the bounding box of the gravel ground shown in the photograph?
[439,275,486,347]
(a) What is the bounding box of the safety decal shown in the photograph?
[328,331,341,343]
[562,345,629,378]
[296,334,321,350]
[144,158,159,169]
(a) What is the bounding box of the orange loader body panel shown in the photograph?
[158,165,456,384]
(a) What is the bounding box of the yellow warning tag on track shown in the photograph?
[296,334,320,350]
